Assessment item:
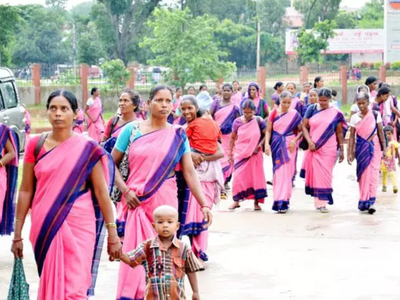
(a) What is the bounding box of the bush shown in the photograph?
[374,62,383,70]
[360,61,369,69]
[391,61,400,70]
[354,62,360,68]
[369,63,374,69]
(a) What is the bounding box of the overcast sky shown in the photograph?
[1,0,371,10]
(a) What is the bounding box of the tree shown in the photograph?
[12,6,71,66]
[336,10,357,29]
[45,0,68,10]
[70,1,93,17]
[95,0,161,64]
[294,0,341,29]
[101,59,130,94]
[77,22,105,65]
[141,8,236,88]
[296,20,336,65]
[258,0,291,36]
[0,5,21,66]
[357,0,383,29]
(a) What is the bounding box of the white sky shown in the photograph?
[1,0,371,10]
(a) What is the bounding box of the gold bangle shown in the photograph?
[15,219,23,222]
[0,161,3,168]
[105,223,117,229]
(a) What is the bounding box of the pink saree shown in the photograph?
[302,105,347,207]
[73,108,85,134]
[0,123,19,235]
[231,92,242,106]
[270,109,302,211]
[116,126,188,300]
[29,134,114,299]
[87,97,105,143]
[181,158,223,261]
[354,110,381,211]
[212,100,241,182]
[232,117,267,202]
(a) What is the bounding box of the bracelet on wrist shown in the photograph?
[0,161,3,168]
[201,205,211,210]
[105,222,117,229]
[107,240,119,245]
[12,238,23,242]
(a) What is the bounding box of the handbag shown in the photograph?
[299,138,309,150]
[8,258,30,300]
[110,121,139,203]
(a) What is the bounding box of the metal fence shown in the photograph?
[9,66,33,86]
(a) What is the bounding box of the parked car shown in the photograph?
[0,67,26,151]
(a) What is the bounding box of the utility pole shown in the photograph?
[256,20,261,68]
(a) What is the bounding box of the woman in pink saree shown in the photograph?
[302,88,347,213]
[228,99,267,211]
[0,122,18,235]
[210,83,241,188]
[265,92,303,213]
[179,95,224,266]
[85,87,105,143]
[12,90,122,299]
[102,89,141,153]
[112,85,212,300]
[240,82,269,120]
[232,80,242,106]
[72,108,85,134]
[348,92,387,214]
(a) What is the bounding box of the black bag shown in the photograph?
[299,138,309,150]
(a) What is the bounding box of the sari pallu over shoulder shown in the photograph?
[355,111,377,182]
[29,135,114,297]
[103,120,133,153]
[0,124,19,235]
[214,102,240,135]
[232,117,267,202]
[303,106,348,203]
[116,126,188,238]
[271,110,302,173]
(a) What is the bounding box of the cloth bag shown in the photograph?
[8,258,30,300]
[110,121,140,203]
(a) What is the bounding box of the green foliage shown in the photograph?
[141,8,236,88]
[296,20,336,66]
[354,63,360,68]
[294,0,341,29]
[356,0,383,29]
[336,10,357,29]
[179,0,254,22]
[11,6,71,66]
[0,5,21,66]
[391,62,400,71]
[374,62,383,70]
[45,0,68,9]
[258,0,291,36]
[101,59,130,92]
[96,0,161,63]
[215,19,257,68]
[70,1,93,16]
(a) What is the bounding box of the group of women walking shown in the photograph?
[0,74,397,299]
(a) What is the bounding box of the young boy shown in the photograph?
[381,126,400,193]
[120,205,203,300]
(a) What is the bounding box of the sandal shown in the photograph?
[229,203,240,210]
[254,204,262,211]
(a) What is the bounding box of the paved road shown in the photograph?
[1,153,400,300]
